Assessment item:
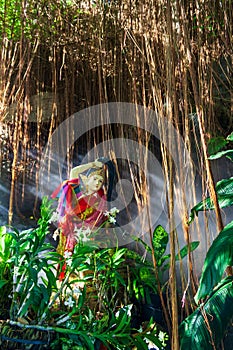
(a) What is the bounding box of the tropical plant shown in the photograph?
[0,197,168,349]
[0,225,13,284]
[180,132,233,349]
[130,225,199,304]
[86,247,130,312]
[0,197,60,323]
[189,131,233,222]
[0,226,14,318]
[180,276,233,350]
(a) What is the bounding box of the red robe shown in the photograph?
[52,178,107,279]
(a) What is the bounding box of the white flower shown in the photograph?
[109,207,119,216]
[82,228,92,242]
[86,257,91,265]
[52,229,60,241]
[64,251,72,259]
[74,227,83,241]
[73,286,82,296]
[104,207,119,224]
[73,227,83,237]
[74,227,91,242]
[49,210,60,224]
[108,216,116,224]
[158,331,164,340]
[64,296,75,308]
[66,258,72,267]
[84,227,92,235]
[115,305,132,320]
[81,233,89,242]
[144,337,159,349]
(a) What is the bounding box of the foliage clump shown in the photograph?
[0,197,168,349]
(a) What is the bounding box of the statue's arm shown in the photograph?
[70,159,103,179]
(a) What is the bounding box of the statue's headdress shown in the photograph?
[85,166,105,179]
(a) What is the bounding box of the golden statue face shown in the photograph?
[85,174,104,193]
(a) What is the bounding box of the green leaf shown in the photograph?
[215,177,233,196]
[133,335,149,350]
[7,231,18,241]
[39,283,50,303]
[29,267,38,283]
[114,271,126,286]
[0,226,6,236]
[226,132,233,142]
[32,233,40,253]
[161,242,200,272]
[80,333,94,350]
[143,332,163,348]
[207,136,228,155]
[175,241,199,261]
[0,228,13,260]
[139,266,153,281]
[209,149,233,162]
[73,243,98,256]
[115,305,132,332]
[112,248,127,265]
[159,254,171,265]
[195,220,233,303]
[152,225,169,264]
[131,335,148,350]
[77,291,85,310]
[18,299,32,318]
[132,236,152,253]
[0,279,8,289]
[44,268,57,288]
[180,277,233,350]
[189,177,233,223]
[124,249,144,263]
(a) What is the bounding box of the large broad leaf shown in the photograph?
[179,277,233,350]
[132,225,169,264]
[207,136,228,155]
[175,241,200,261]
[189,177,233,223]
[0,226,13,261]
[0,226,6,236]
[161,241,200,271]
[209,149,233,162]
[194,220,233,303]
[152,225,169,265]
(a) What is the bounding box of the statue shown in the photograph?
[51,158,115,279]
